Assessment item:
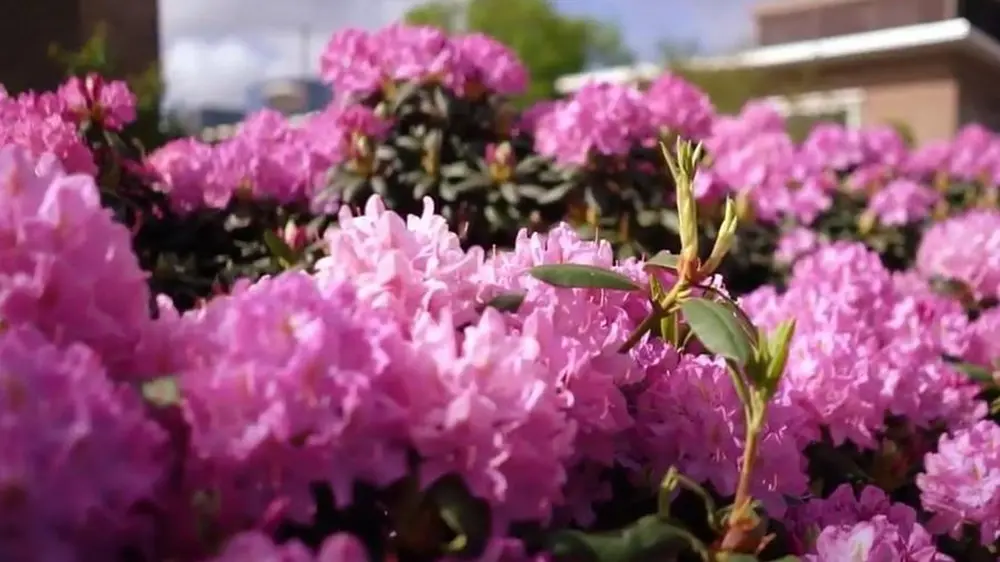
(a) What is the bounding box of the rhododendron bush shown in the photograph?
[143,24,999,296]
[4,21,1000,562]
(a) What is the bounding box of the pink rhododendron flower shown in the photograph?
[0,144,153,376]
[917,209,1000,301]
[0,326,166,561]
[534,82,652,165]
[918,420,1000,545]
[867,178,939,226]
[644,72,715,140]
[804,515,952,561]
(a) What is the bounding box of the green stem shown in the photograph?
[733,413,764,514]
[619,311,660,353]
[725,362,754,428]
[619,283,683,353]
[725,361,764,517]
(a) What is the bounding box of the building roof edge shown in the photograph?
[555,18,997,94]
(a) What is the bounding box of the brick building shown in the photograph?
[0,0,159,94]
[555,0,1000,145]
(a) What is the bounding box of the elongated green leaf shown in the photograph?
[483,292,526,313]
[140,376,181,408]
[644,251,679,271]
[547,515,709,562]
[680,297,753,366]
[763,319,797,398]
[953,362,997,385]
[263,230,296,268]
[699,285,759,347]
[529,264,641,292]
[429,475,491,558]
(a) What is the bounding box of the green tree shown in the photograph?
[404,0,634,103]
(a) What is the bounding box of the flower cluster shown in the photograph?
[918,420,1000,546]
[534,82,654,166]
[789,485,952,560]
[319,24,527,100]
[0,145,166,560]
[146,106,392,212]
[741,242,983,447]
[0,144,153,376]
[916,209,1000,302]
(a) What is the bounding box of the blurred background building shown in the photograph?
[0,0,159,93]
[246,77,332,115]
[197,77,331,141]
[173,107,247,133]
[557,0,1000,145]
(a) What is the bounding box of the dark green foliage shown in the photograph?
[90,122,331,312]
[318,82,573,249]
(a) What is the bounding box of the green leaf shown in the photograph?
[529,264,642,292]
[428,475,491,558]
[698,285,759,347]
[644,251,679,271]
[763,318,796,398]
[263,230,296,269]
[483,292,526,313]
[656,467,721,531]
[140,376,181,408]
[680,297,753,366]
[659,313,679,346]
[953,362,997,385]
[547,515,709,562]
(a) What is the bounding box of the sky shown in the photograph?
[159,0,759,109]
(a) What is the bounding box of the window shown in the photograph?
[763,88,865,134]
[786,111,850,141]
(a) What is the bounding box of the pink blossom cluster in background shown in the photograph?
[2,24,990,238]
[0,74,136,175]
[143,42,997,232]
[0,23,946,239]
[318,24,528,100]
[146,105,391,212]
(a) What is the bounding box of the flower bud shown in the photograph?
[662,139,704,266]
[857,209,877,236]
[700,197,739,278]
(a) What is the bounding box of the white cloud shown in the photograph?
[159,0,427,108]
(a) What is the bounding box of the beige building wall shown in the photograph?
[762,51,963,144]
[861,80,959,143]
